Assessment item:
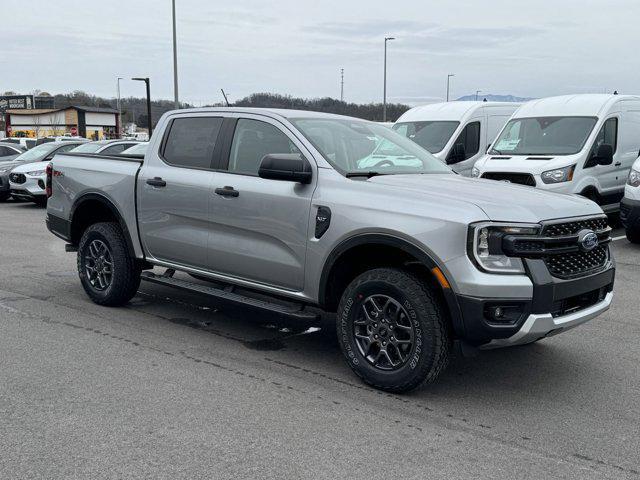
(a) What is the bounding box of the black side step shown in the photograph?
[140,271,319,321]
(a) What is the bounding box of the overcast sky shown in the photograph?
[4,0,640,105]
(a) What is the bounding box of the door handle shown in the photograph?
[215,186,239,197]
[614,162,622,166]
[146,177,166,187]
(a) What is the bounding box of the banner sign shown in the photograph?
[0,95,34,111]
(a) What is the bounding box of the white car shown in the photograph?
[472,94,640,212]
[69,139,142,155]
[621,156,640,243]
[9,141,86,205]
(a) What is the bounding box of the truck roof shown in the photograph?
[164,107,364,122]
[513,94,640,118]
[396,101,521,123]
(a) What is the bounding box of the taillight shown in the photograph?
[45,163,53,198]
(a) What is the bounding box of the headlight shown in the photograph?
[628,169,640,187]
[471,167,480,178]
[541,165,575,184]
[469,223,540,274]
[26,170,46,176]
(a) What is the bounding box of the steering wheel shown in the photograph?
[372,160,394,168]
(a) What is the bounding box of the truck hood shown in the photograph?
[367,173,602,223]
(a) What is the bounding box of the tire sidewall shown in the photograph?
[337,273,437,389]
[78,226,122,302]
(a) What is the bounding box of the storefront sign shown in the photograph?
[0,95,34,111]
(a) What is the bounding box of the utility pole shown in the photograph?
[171,0,179,109]
[475,90,481,101]
[132,77,152,137]
[340,68,344,102]
[383,36,395,122]
[116,77,122,138]
[221,89,230,106]
[446,74,455,102]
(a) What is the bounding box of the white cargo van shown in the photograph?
[393,101,520,175]
[473,94,640,211]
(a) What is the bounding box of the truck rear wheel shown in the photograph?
[336,268,451,393]
[77,222,141,306]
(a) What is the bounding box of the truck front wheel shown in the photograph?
[336,268,451,393]
[77,222,141,306]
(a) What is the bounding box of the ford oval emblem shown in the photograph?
[578,230,599,252]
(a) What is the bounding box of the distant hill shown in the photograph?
[456,94,535,103]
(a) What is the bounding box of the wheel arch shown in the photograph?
[69,192,137,259]
[318,233,465,336]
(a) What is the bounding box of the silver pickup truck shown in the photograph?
[45,108,615,392]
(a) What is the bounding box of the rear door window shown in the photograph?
[162,117,224,169]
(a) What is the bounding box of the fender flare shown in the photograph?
[69,192,137,258]
[318,233,464,335]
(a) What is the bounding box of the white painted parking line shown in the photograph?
[612,235,627,241]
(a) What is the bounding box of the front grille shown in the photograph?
[550,287,607,318]
[503,215,611,279]
[544,245,608,279]
[543,217,609,237]
[9,173,26,184]
[481,172,536,186]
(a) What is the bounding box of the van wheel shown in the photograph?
[77,222,141,306]
[336,268,451,393]
[627,225,640,244]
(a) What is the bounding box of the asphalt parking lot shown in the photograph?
[1,200,638,480]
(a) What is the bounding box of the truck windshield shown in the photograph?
[290,118,452,176]
[490,116,597,156]
[392,121,459,153]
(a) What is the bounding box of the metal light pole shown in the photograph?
[446,74,455,102]
[116,77,122,138]
[383,36,395,122]
[340,68,344,102]
[132,77,152,137]
[475,90,481,101]
[171,0,179,109]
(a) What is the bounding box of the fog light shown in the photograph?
[38,180,45,190]
[484,303,526,324]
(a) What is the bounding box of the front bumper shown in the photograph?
[0,173,9,194]
[455,259,615,347]
[9,175,46,200]
[620,198,640,229]
[480,291,612,348]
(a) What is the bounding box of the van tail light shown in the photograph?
[45,163,53,198]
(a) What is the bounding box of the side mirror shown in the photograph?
[595,143,614,165]
[259,154,312,184]
[447,143,466,164]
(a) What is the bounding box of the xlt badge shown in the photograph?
[315,206,331,239]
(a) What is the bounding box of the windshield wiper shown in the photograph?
[345,171,386,178]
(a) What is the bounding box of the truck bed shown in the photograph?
[47,152,145,257]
